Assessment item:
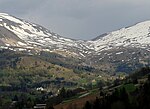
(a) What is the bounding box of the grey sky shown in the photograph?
[0,0,150,40]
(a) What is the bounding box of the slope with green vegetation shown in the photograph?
[0,49,112,109]
[52,67,150,109]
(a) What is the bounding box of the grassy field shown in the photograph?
[120,83,136,93]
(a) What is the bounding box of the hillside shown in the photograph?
[0,13,150,108]
[0,49,113,92]
[53,67,150,109]
[0,13,150,74]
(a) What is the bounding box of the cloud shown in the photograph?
[0,0,150,39]
[0,0,46,15]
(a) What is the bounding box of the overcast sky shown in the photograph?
[0,0,150,40]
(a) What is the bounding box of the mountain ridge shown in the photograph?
[0,13,150,54]
[0,13,150,74]
[0,13,95,57]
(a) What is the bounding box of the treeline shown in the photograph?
[129,67,150,79]
[39,51,95,72]
[46,87,78,108]
[83,68,150,109]
[83,87,131,109]
[0,87,78,109]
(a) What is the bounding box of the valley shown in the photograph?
[0,13,150,109]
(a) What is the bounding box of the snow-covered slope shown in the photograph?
[92,21,150,52]
[87,21,150,73]
[0,12,150,59]
[1,13,150,73]
[0,13,93,57]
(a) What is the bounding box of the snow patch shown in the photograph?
[116,52,123,55]
[18,41,27,46]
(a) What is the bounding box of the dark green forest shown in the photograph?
[83,67,150,109]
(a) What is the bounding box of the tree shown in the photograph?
[48,106,54,109]
[100,91,105,97]
[148,75,150,81]
[114,79,120,86]
[26,97,34,108]
[83,101,92,109]
[93,97,100,109]
[13,95,18,101]
[59,87,66,98]
[120,87,129,107]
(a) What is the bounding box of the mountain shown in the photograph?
[88,21,150,73]
[1,13,150,108]
[92,21,150,51]
[0,13,150,74]
[0,13,94,58]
